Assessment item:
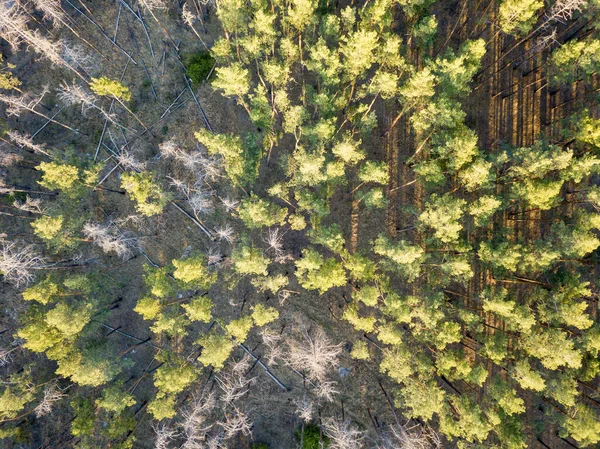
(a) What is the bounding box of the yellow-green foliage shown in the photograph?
[148,395,177,420]
[31,215,63,240]
[237,194,287,229]
[343,302,376,333]
[288,214,307,230]
[183,296,213,322]
[197,333,235,370]
[226,316,254,342]
[251,274,288,293]
[90,77,132,101]
[350,340,370,360]
[295,249,346,293]
[96,385,136,413]
[134,297,163,320]
[380,346,412,383]
[172,255,217,288]
[46,303,92,338]
[121,172,170,216]
[251,304,279,326]
[0,54,21,91]
[0,373,35,420]
[37,162,80,192]
[153,360,198,396]
[22,277,59,304]
[498,0,543,35]
[355,285,380,306]
[232,245,270,276]
[195,129,254,186]
[332,135,364,165]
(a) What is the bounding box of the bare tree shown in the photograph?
[0,2,85,78]
[287,326,342,383]
[218,406,252,440]
[153,423,178,449]
[216,356,254,405]
[219,196,239,213]
[376,423,442,449]
[181,392,216,449]
[116,149,146,172]
[215,224,235,244]
[34,382,66,417]
[169,177,214,219]
[14,196,45,214]
[83,222,139,259]
[259,326,283,366]
[0,240,46,286]
[0,88,79,133]
[160,139,222,183]
[294,394,313,422]
[544,0,587,26]
[322,417,365,449]
[264,227,293,263]
[6,130,50,156]
[182,3,208,49]
[0,149,24,167]
[313,379,339,402]
[31,0,65,28]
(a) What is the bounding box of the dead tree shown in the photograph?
[322,417,365,449]
[0,240,46,286]
[5,130,50,157]
[286,326,342,384]
[83,222,140,260]
[34,383,66,418]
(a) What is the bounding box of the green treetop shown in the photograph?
[498,0,543,35]
[419,194,466,244]
[90,77,132,101]
[197,332,235,370]
[37,162,80,194]
[237,194,288,229]
[31,215,63,241]
[226,316,254,342]
[295,248,346,293]
[120,172,170,216]
[251,304,279,326]
[172,254,217,289]
[182,296,213,322]
[231,245,270,276]
[153,354,198,397]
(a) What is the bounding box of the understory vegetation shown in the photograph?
[1,0,600,448]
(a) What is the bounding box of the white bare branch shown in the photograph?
[14,196,45,214]
[153,423,178,449]
[215,224,235,244]
[0,240,46,286]
[216,356,254,405]
[294,395,313,422]
[218,406,252,440]
[83,222,139,259]
[34,382,65,418]
[6,130,50,156]
[376,423,442,449]
[322,417,365,449]
[286,326,341,383]
[32,0,65,28]
[181,392,216,448]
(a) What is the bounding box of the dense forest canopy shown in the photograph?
[0,0,600,447]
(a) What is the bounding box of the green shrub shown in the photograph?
[297,424,329,449]
[185,51,215,86]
